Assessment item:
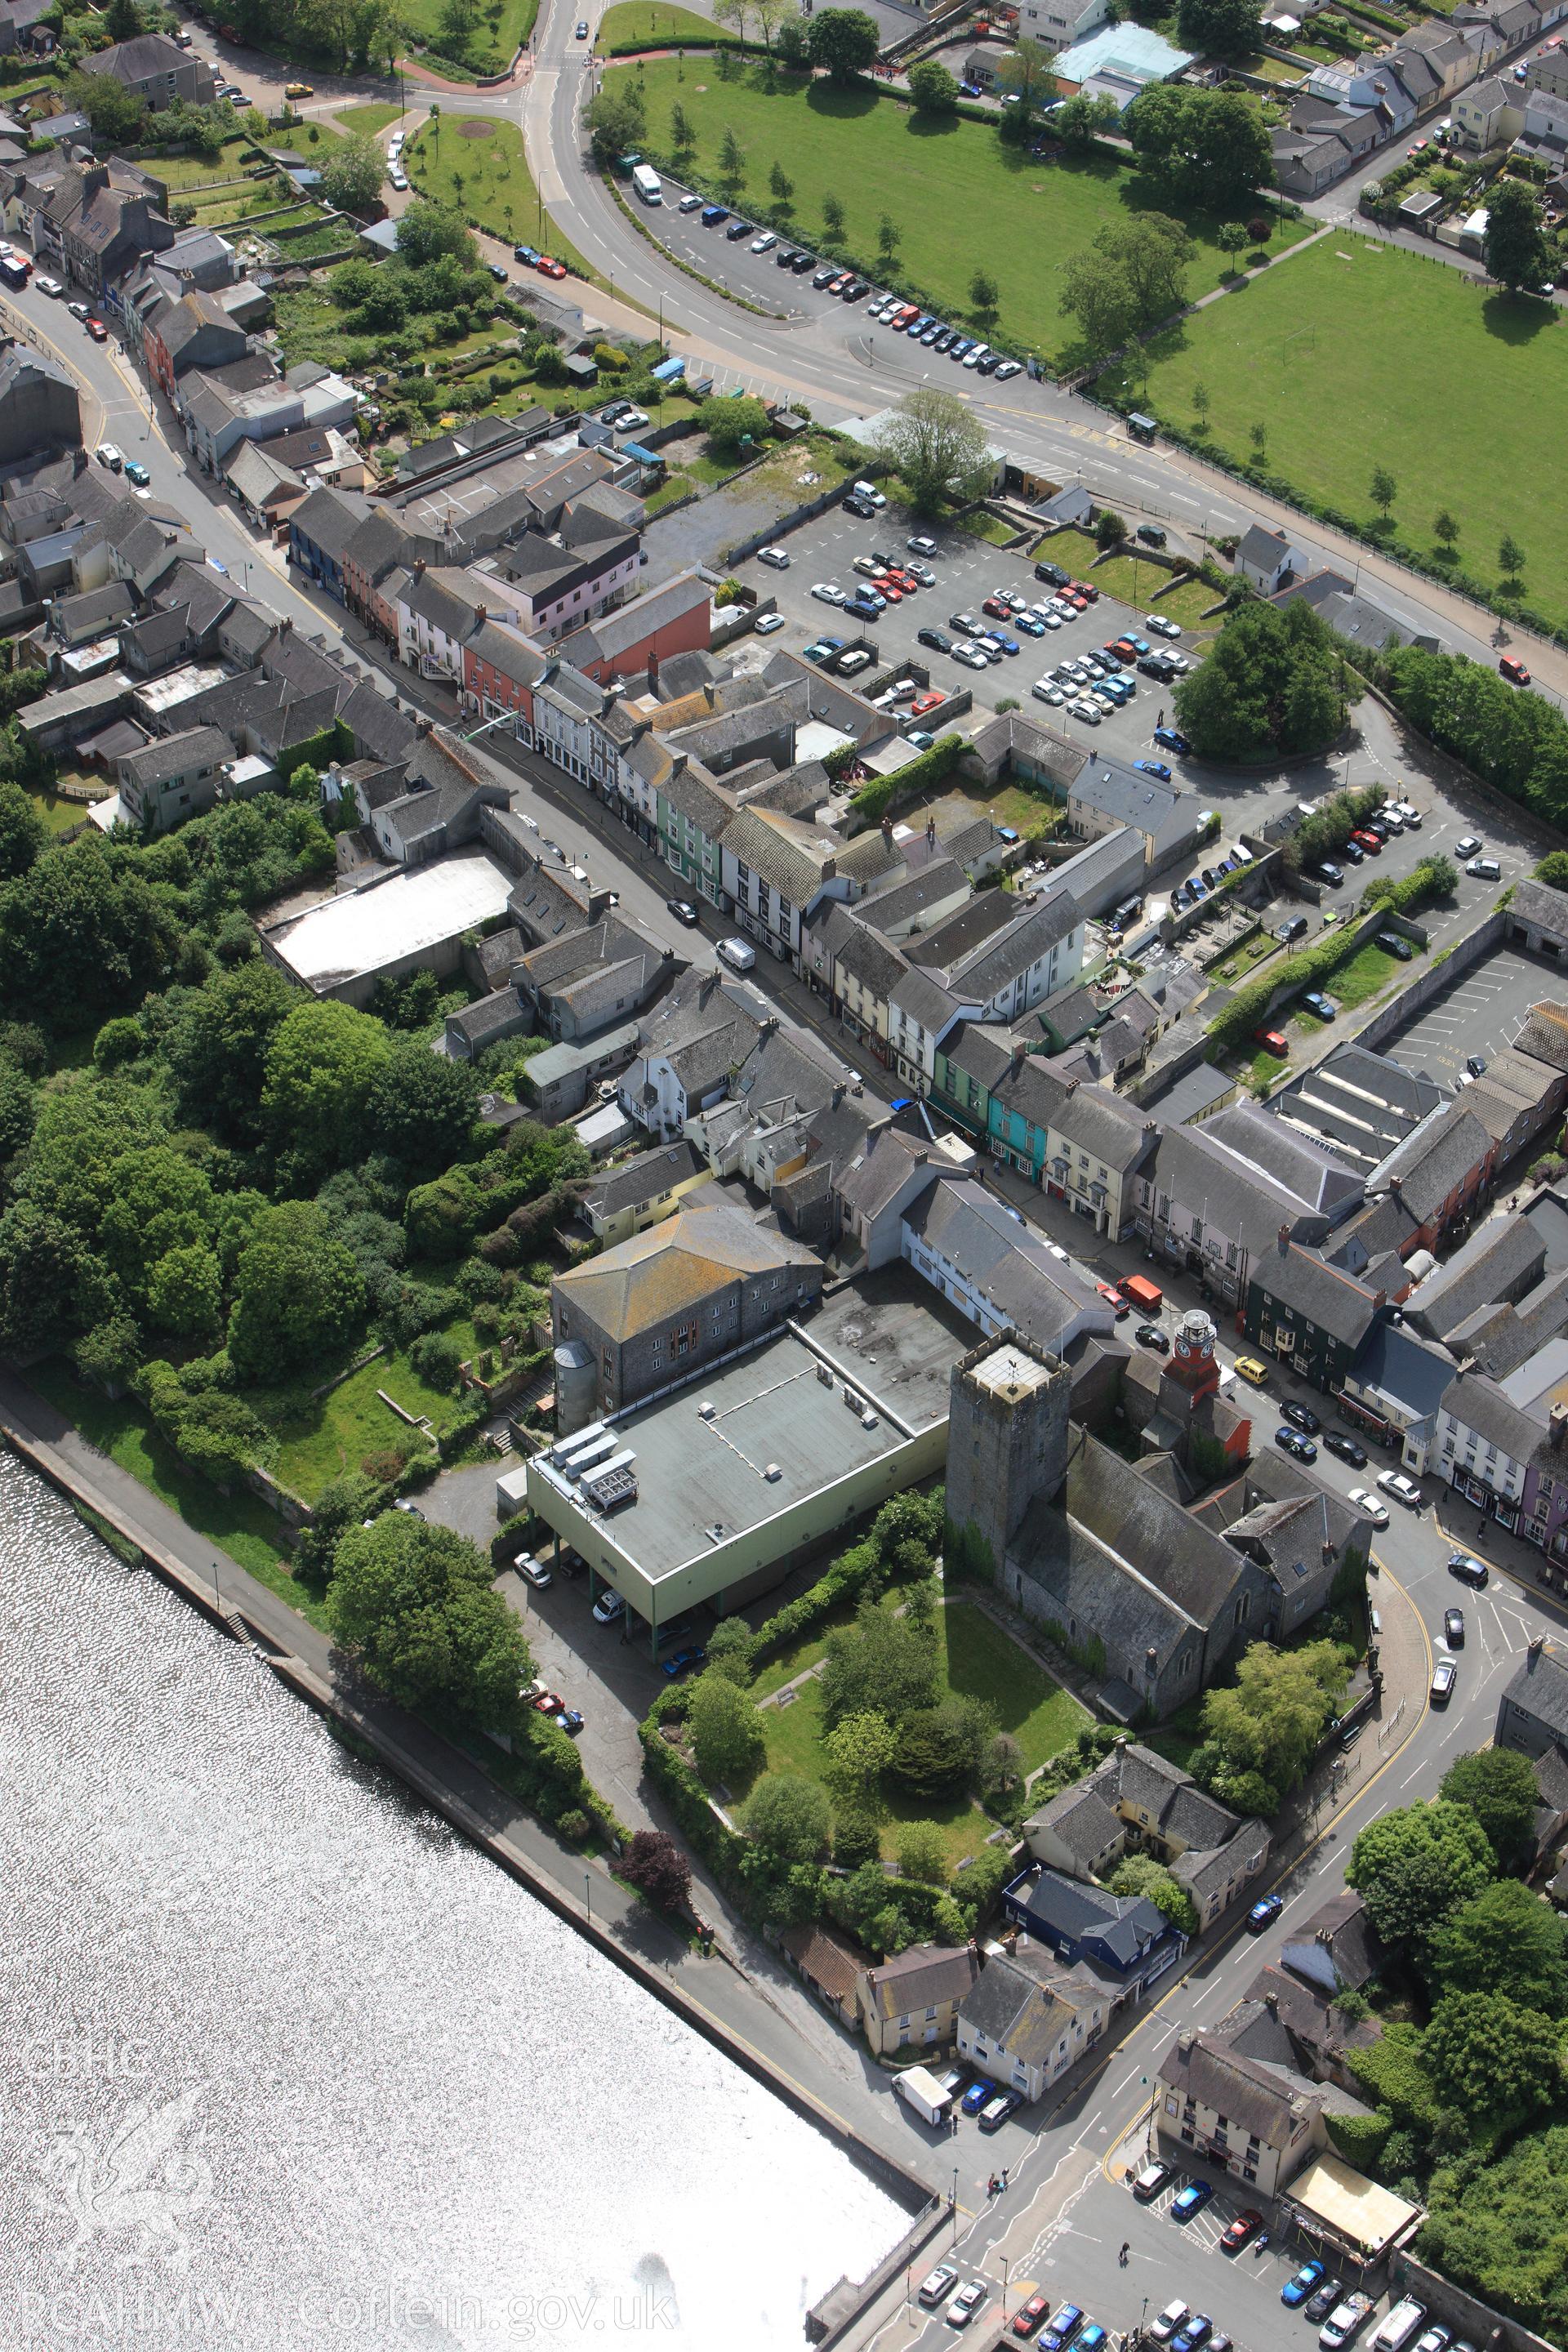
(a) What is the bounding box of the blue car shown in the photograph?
[1282,2262,1325,2309]
[1127,635,1152,656]
[1170,2181,1214,2222]
[1152,726,1191,755]
[1078,2328,1107,2352]
[1015,614,1046,637]
[987,630,1020,656]
[961,2077,1000,2115]
[558,1707,585,1734]
[1303,991,1336,1021]
[1172,2320,1212,2352]
[513,242,540,264]
[1134,757,1172,781]
[1276,1426,1317,1463]
[1247,1892,1284,1934]
[1040,2305,1084,2351]
[661,1646,706,1679]
[701,205,728,225]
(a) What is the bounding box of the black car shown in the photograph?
[1324,1431,1368,1468]
[1276,1427,1318,1463]
[917,626,952,654]
[843,494,877,519]
[1448,1551,1489,1588]
[727,218,754,241]
[1281,1400,1321,1435]
[1304,2283,1343,2325]
[776,246,798,266]
[1035,559,1070,587]
[791,250,816,272]
[1137,1324,1169,1352]
[1443,1606,1465,1646]
[666,897,700,927]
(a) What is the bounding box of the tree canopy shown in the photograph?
[1062,212,1196,354]
[687,1667,766,1784]
[261,999,393,1183]
[1177,0,1263,58]
[1346,1799,1494,1945]
[1125,85,1272,211]
[1484,178,1552,296]
[329,1513,532,1726]
[806,7,880,79]
[319,134,385,215]
[227,1200,365,1381]
[872,386,995,514]
[743,1772,832,1862]
[820,1601,938,1729]
[1174,599,1351,760]
[906,58,960,113]
[1425,1879,1568,2016]
[1422,1989,1564,2123]
[1439,1746,1540,1870]
[1196,1638,1349,1809]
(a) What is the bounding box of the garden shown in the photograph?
[616,58,1308,365]
[1102,231,1568,634]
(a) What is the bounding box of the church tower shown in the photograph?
[946,1334,1071,1579]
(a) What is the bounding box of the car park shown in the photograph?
[1284,2263,1327,2308]
[1455,835,1481,858]
[1378,1469,1423,1508]
[757,544,790,569]
[1324,1431,1367,1467]
[1348,1488,1389,1527]
[1067,697,1102,724]
[1133,2159,1174,2201]
[1276,1427,1318,1463]
[1152,726,1192,754]
[811,582,845,605]
[1448,1551,1488,1586]
[726,218,754,241]
[1246,1894,1283,1933]
[1443,1606,1464,1645]
[1078,2327,1107,2352]
[1147,612,1182,638]
[751,229,776,252]
[1467,856,1501,880]
[1341,838,1365,864]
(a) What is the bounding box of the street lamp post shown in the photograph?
[584,1870,591,1922]
[212,1558,221,1611]
[951,2165,960,2244]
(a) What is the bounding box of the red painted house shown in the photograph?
[555,567,710,687]
[461,613,544,734]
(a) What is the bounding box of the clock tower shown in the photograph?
[1163,1309,1221,1411]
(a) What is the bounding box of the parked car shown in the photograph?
[1276,1427,1318,1463]
[1302,991,1337,1021]
[1348,1488,1389,1528]
[124,459,150,487]
[1220,2208,1265,2252]
[1455,835,1481,858]
[1136,1323,1169,1352]
[946,2281,988,2329]
[917,2264,960,2308]
[1147,612,1182,638]
[1246,1894,1283,1934]
[1281,1401,1321,1433]
[1447,1550,1489,1587]
[1500,654,1531,686]
[1234,1357,1270,1388]
[591,1588,625,1624]
[1324,1432,1367,1467]
[979,2090,1021,2132]
[1173,2319,1212,2352]
[1152,2302,1191,2341]
[1467,857,1502,880]
[1170,2181,1214,2221]
[1319,2294,1375,2350]
[1133,2160,1174,2203]
[1377,930,1415,960]
[1378,1469,1423,1508]
[1254,1029,1290,1058]
[1283,2263,1327,2309]
[1134,758,1172,782]
[756,543,790,569]
[514,1552,551,1588]
[1305,2283,1344,2325]
[960,2077,1000,2115]
[1012,2294,1053,2340]
[661,1646,706,1679]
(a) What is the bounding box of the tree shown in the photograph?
[587,78,647,168]
[698,392,770,452]
[319,134,385,215]
[1346,1799,1494,1945]
[227,1200,365,1382]
[621,1828,693,1911]
[969,267,1000,330]
[1250,419,1268,466]
[65,69,147,147]
[146,1244,223,1343]
[438,0,478,54]
[163,960,298,1144]
[0,1199,111,1352]
[328,1513,531,1727]
[743,1771,832,1861]
[907,58,960,114]
[1199,1638,1349,1802]
[669,100,696,158]
[1433,508,1459,554]
[1439,1747,1540,1870]
[1217,220,1250,274]
[1054,91,1119,147]
[1125,85,1271,212]
[0,837,174,1012]
[718,123,746,191]
[1427,1880,1568,2016]
[1499,532,1526,590]
[877,213,901,270]
[807,7,880,82]
[1484,177,1552,296]
[768,158,793,207]
[897,1820,949,1886]
[1109,1852,1199,1936]
[1178,0,1262,56]
[712,0,751,41]
[366,1038,479,1171]
[888,1695,993,1801]
[105,0,143,35]
[687,1666,766,1784]
[1174,599,1350,762]
[1370,463,1397,520]
[821,1601,938,1728]
[821,190,846,245]
[0,782,43,881]
[1421,2127,1568,2343]
[1096,506,1127,550]
[261,1000,391,1182]
[822,1708,897,1817]
[995,36,1058,131]
[1423,1990,1563,2123]
[395,200,475,268]
[873,385,995,514]
[703,1615,755,1683]
[753,0,800,54]
[1061,248,1140,357]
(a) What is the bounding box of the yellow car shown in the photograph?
[285,81,314,97]
[1234,1356,1270,1389]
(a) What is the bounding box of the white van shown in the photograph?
[630,163,662,205]
[716,938,756,973]
[1368,2301,1428,2352]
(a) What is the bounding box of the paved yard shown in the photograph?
[1383,942,1563,1089]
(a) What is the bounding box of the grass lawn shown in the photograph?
[627,61,1309,364]
[403,116,591,275]
[1038,526,1101,571]
[26,777,97,836]
[1151,575,1223,627]
[1313,937,1410,1010]
[1111,232,1568,630]
[27,1361,328,1627]
[753,1600,1087,1868]
[336,101,404,135]
[1238,1044,1290,1090]
[1092,547,1180,608]
[402,0,538,78]
[148,139,258,190]
[258,1347,472,1503]
[957,509,1018,546]
[600,0,737,47]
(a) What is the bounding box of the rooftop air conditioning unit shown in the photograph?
[816,1363,833,1386]
[843,1386,862,1411]
[764,1463,782,1481]
[861,1411,879,1430]
[698,1401,715,1419]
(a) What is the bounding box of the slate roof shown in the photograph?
[1015,1865,1169,1969]
[1280,1890,1388,1993]
[1026,1780,1125,1869]
[1378,1103,1491,1222]
[1250,1237,1385,1347]
[1345,1317,1456,1422]
[836,1127,938,1224]
[1508,877,1568,946]
[1068,1431,1250,1629]
[861,1942,979,2022]
[584,1138,708,1221]
[290,483,372,564]
[81,29,191,78]
[906,1177,1107,1353]
[119,724,230,790]
[958,1946,1098,2070]
[1160,2029,1323,2145]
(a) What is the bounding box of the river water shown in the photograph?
[0,1453,905,2350]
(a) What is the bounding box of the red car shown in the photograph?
[909,688,945,715]
[1221,2208,1266,2254]
[1500,654,1531,686]
[1013,2296,1052,2340]
[874,577,903,601]
[532,1689,566,1714]
[1071,577,1100,602]
[1351,829,1382,854]
[982,595,1013,619]
[1097,1282,1131,1319]
[885,568,920,593]
[1254,1027,1289,1056]
[85,317,107,341]
[826,271,853,294]
[1062,588,1089,610]
[536,255,567,279]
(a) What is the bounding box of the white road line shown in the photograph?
[1400,1761,1427,1787]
